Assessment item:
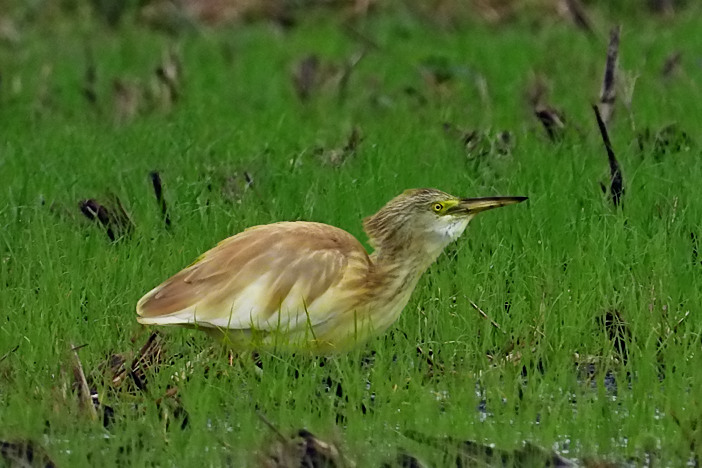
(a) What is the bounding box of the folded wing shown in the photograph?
[136,222,371,333]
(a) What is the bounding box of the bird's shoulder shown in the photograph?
[236,221,368,256]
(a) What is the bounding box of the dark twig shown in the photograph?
[82,46,98,107]
[149,171,171,228]
[0,344,19,364]
[649,0,674,15]
[561,0,595,36]
[102,353,129,387]
[338,50,365,105]
[155,48,181,105]
[598,309,631,364]
[79,199,116,241]
[128,332,163,392]
[1,440,57,468]
[343,126,362,154]
[79,196,134,241]
[243,171,254,188]
[108,194,135,237]
[592,105,625,207]
[534,107,565,141]
[526,72,566,141]
[70,343,98,420]
[662,51,682,79]
[599,25,620,125]
[257,411,288,443]
[293,55,319,101]
[691,232,699,265]
[467,298,504,333]
[316,126,363,167]
[341,25,381,52]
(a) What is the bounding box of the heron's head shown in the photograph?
[363,188,526,258]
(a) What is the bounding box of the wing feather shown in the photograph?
[137,222,371,333]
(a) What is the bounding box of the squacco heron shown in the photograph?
[137,188,526,352]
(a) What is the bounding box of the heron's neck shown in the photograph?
[370,240,444,286]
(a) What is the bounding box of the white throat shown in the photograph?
[441,217,470,241]
[423,216,471,259]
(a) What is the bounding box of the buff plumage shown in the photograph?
[137,189,526,353]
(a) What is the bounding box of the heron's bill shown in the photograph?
[452,196,528,214]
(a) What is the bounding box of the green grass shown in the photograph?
[1,4,702,466]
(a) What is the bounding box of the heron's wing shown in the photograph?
[136,222,371,332]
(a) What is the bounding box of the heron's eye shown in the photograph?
[433,203,444,213]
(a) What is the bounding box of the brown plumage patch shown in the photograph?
[137,222,371,325]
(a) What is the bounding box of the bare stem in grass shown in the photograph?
[526,73,566,141]
[79,199,115,240]
[129,331,163,392]
[592,104,625,207]
[534,107,566,141]
[70,343,98,421]
[560,0,595,36]
[672,310,691,334]
[467,298,504,333]
[78,195,134,241]
[0,345,18,364]
[338,50,365,105]
[317,126,363,167]
[82,46,98,107]
[341,25,380,52]
[691,232,699,265]
[150,171,171,228]
[599,25,621,125]
[257,411,288,443]
[155,47,182,106]
[293,55,319,101]
[662,51,682,79]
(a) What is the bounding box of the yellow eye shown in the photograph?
[433,203,444,212]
